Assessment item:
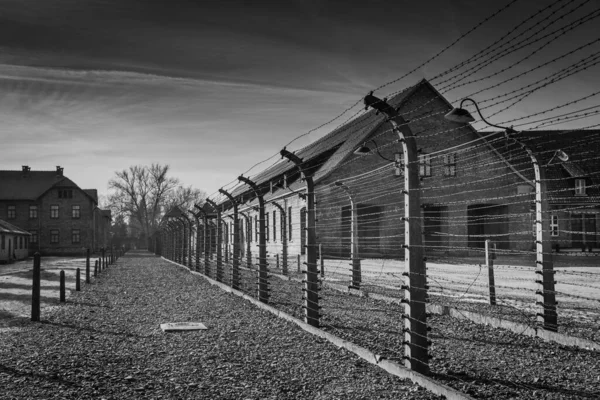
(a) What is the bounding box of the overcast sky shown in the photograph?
[0,0,598,199]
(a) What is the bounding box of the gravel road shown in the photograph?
[0,251,442,400]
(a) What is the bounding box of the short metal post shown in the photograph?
[31,253,41,321]
[76,268,81,291]
[297,254,301,273]
[486,240,497,305]
[94,260,98,277]
[59,270,66,302]
[85,248,91,284]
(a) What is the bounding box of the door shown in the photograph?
[423,206,444,251]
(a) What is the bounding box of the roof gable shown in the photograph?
[0,219,31,235]
[0,170,65,201]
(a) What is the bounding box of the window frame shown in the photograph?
[443,153,456,177]
[419,154,432,177]
[29,205,38,219]
[550,214,559,237]
[72,229,81,244]
[7,205,16,219]
[30,230,38,244]
[50,229,60,244]
[574,178,587,196]
[72,205,81,219]
[50,204,59,219]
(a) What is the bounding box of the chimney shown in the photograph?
[22,165,30,173]
[56,166,64,176]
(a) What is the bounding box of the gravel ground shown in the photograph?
[221,264,600,399]
[0,251,443,400]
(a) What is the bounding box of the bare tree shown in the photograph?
[164,185,207,213]
[108,163,187,239]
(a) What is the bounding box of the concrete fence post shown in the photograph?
[365,94,429,374]
[486,239,497,306]
[86,248,91,284]
[59,270,66,302]
[31,253,41,321]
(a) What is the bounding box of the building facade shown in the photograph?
[0,166,112,256]
[193,79,598,260]
[0,219,31,263]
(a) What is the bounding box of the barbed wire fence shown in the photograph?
[150,1,600,397]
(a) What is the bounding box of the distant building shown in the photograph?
[0,219,31,263]
[207,79,599,258]
[0,166,111,256]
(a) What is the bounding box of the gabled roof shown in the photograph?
[0,169,97,203]
[226,80,425,203]
[0,219,31,235]
[83,189,99,203]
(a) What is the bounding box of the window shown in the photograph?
[58,189,73,199]
[72,229,81,244]
[30,230,38,244]
[19,236,23,249]
[419,154,432,177]
[72,205,81,219]
[51,205,59,219]
[50,229,59,244]
[575,179,587,195]
[29,205,38,219]
[443,153,456,177]
[288,207,293,241]
[7,205,15,219]
[273,210,277,241]
[550,214,559,237]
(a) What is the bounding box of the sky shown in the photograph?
[0,0,599,200]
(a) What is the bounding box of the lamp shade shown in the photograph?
[354,144,372,155]
[556,149,569,162]
[444,108,475,123]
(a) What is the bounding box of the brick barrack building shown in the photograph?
[0,166,111,257]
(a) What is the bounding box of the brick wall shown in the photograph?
[316,83,534,258]
[0,187,97,256]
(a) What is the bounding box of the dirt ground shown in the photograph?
[0,257,90,328]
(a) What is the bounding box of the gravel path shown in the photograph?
[0,251,442,400]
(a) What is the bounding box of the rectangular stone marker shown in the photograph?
[160,322,208,332]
